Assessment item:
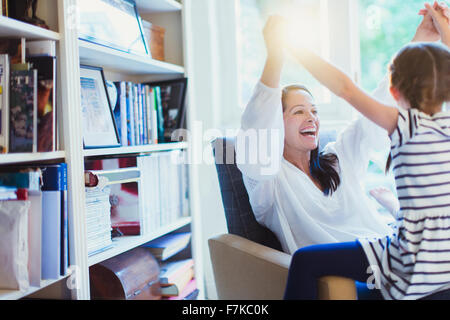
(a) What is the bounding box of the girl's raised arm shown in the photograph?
[286,45,399,135]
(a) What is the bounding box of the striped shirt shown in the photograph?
[359,107,450,300]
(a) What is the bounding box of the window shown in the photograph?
[359,0,429,91]
[237,0,336,119]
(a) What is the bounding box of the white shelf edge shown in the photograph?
[136,0,182,13]
[78,40,185,75]
[88,216,192,266]
[0,151,66,165]
[0,275,70,300]
[83,142,188,157]
[0,16,61,40]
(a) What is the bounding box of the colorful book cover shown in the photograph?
[0,54,9,153]
[28,56,56,152]
[126,82,135,146]
[9,69,37,153]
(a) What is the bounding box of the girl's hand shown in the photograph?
[414,3,442,42]
[370,187,400,216]
[263,15,288,60]
[423,1,450,45]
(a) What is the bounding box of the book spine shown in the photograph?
[138,84,145,144]
[120,81,127,146]
[32,69,37,153]
[141,84,148,145]
[144,85,152,144]
[154,86,165,143]
[0,54,9,153]
[133,84,140,145]
[60,163,68,276]
[150,87,158,144]
[126,82,135,146]
[41,164,63,279]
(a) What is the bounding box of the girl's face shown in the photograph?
[283,89,320,152]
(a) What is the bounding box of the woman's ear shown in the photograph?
[389,86,402,102]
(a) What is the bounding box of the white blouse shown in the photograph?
[236,77,396,254]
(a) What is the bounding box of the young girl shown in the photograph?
[283,3,450,300]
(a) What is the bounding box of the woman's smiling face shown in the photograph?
[282,89,320,152]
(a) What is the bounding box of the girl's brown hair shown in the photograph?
[281,85,341,195]
[385,42,450,173]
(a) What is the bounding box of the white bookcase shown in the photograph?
[0,0,203,300]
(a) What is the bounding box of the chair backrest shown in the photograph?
[211,131,337,252]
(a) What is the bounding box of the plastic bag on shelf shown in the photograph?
[0,200,30,291]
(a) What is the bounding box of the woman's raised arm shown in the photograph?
[260,15,287,88]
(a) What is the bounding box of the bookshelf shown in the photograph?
[88,216,192,266]
[78,40,185,75]
[0,0,203,300]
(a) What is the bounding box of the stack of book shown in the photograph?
[85,174,113,256]
[142,232,198,300]
[0,163,69,291]
[0,38,57,154]
[159,258,198,300]
[137,150,189,234]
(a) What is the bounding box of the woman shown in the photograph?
[236,7,443,255]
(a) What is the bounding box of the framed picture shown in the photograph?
[147,78,188,143]
[79,65,120,148]
[77,0,150,57]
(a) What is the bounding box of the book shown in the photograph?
[167,278,197,300]
[27,56,57,152]
[126,82,135,146]
[160,258,194,285]
[41,164,65,279]
[60,163,68,276]
[160,265,194,297]
[149,87,158,144]
[113,81,127,146]
[154,86,165,143]
[143,232,191,261]
[0,54,9,153]
[9,68,38,153]
[133,84,139,145]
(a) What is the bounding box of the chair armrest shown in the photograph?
[208,234,291,300]
[208,234,357,300]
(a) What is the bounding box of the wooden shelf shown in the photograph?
[0,151,65,165]
[79,40,185,75]
[0,16,60,40]
[88,216,192,266]
[0,275,69,300]
[136,0,182,13]
[83,142,188,157]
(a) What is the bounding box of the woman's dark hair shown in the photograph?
[282,85,341,196]
[385,42,450,173]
